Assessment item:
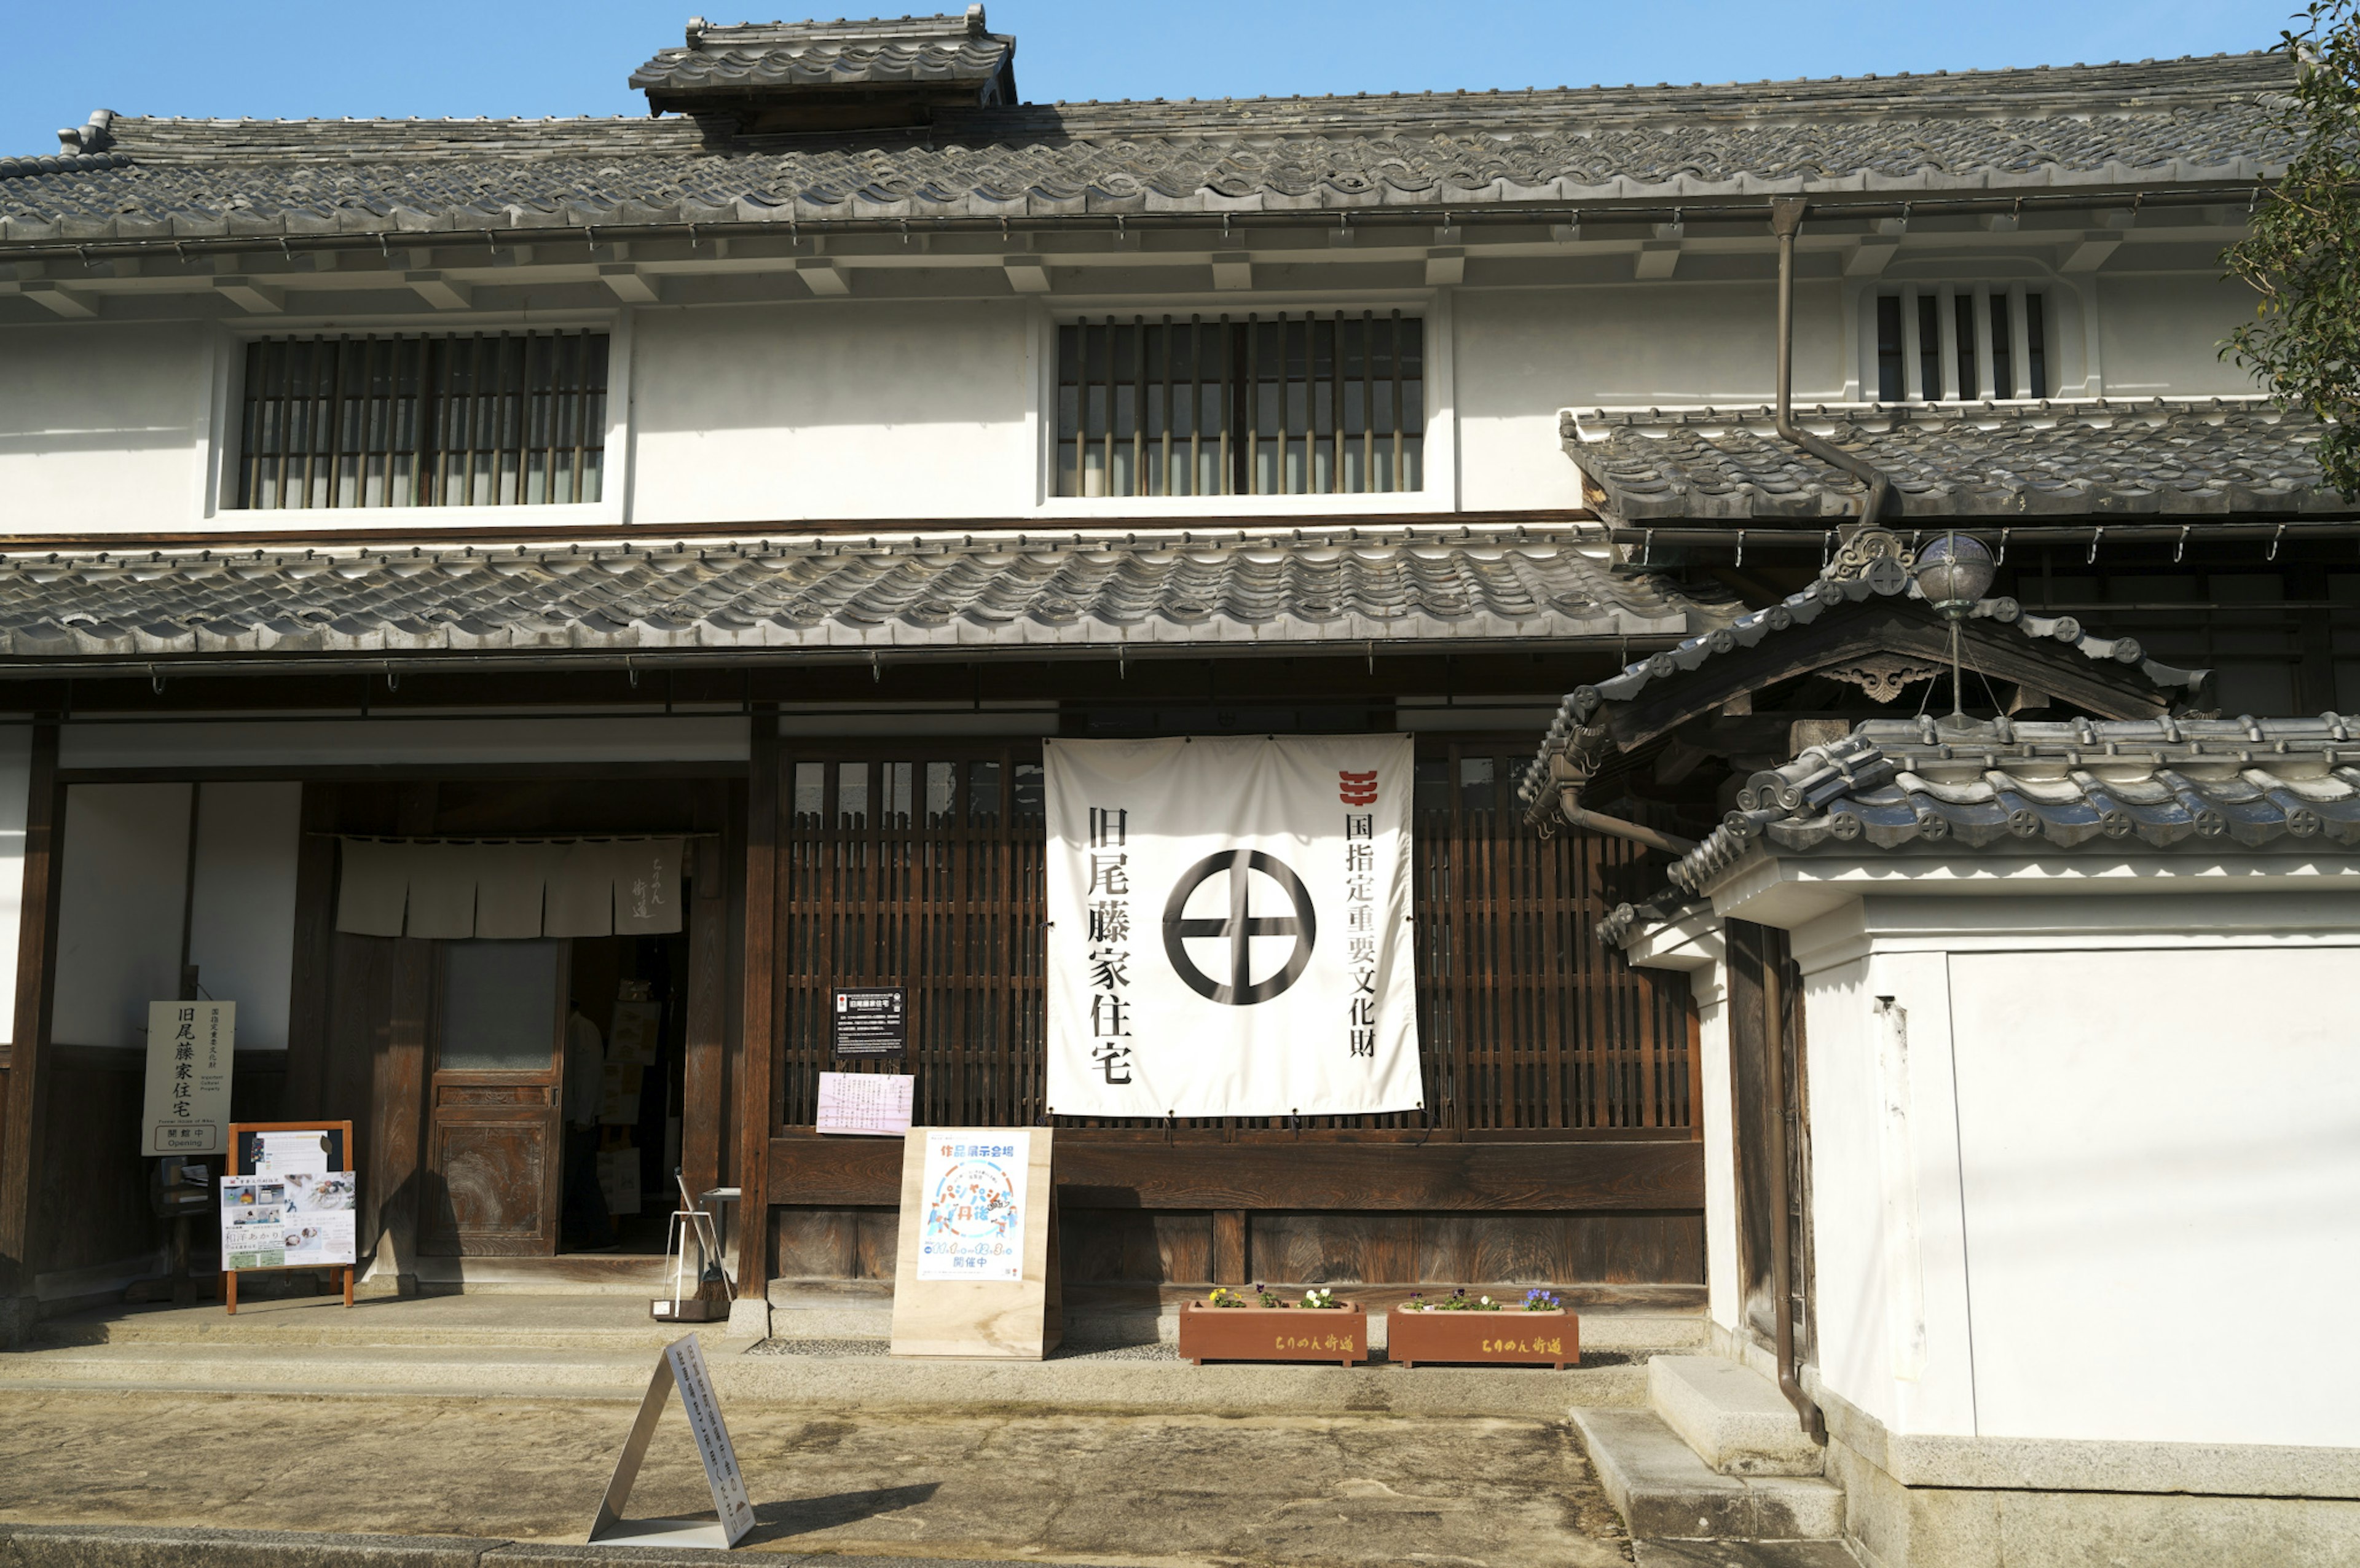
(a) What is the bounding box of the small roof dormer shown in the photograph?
[630,7,1018,132]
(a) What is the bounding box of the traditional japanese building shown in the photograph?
[0,19,2352,1561]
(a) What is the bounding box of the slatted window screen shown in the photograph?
[1055,312,1424,498]
[773,739,1692,1137]
[234,331,609,509]
[1874,290,2049,401]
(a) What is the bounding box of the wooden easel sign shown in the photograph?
[221,1121,356,1314]
[888,1126,1061,1358]
[588,1334,756,1550]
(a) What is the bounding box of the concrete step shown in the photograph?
[1650,1354,1826,1476]
[1635,1542,1863,1566]
[36,1295,722,1350]
[1572,1407,1845,1542]
[766,1285,1708,1353]
[0,1335,1648,1416]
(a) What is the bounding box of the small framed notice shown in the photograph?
[816,1071,914,1137]
[831,986,907,1057]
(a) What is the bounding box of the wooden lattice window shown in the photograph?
[771,737,1692,1136]
[233,330,608,509]
[1054,312,1424,498]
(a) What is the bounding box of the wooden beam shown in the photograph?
[735,707,780,1299]
[765,1136,1704,1213]
[0,723,63,1344]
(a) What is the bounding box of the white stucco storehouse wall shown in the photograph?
[0,261,2269,537]
[628,298,1037,524]
[1760,883,2360,1451]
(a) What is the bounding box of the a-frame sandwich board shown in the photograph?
[587,1334,757,1550]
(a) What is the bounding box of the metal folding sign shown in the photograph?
[588,1335,757,1549]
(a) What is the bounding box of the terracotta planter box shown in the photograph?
[1386,1308,1578,1370]
[1178,1301,1367,1366]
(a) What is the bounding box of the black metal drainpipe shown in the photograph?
[1770,197,1892,528]
[1761,951,1828,1445]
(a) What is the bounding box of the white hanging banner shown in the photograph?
[1044,735,1422,1119]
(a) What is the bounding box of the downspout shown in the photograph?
[1769,197,1892,527]
[1555,794,1699,858]
[1760,951,1828,1443]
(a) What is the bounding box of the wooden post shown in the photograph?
[735,708,779,1303]
[283,783,340,1115]
[0,723,64,1347]
[680,780,728,1202]
[1211,1209,1247,1286]
[368,783,436,1295]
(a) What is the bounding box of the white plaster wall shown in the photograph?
[1799,930,1981,1441]
[1456,280,1849,511]
[1947,943,2360,1447]
[51,782,192,1049]
[0,728,30,1046]
[628,300,1036,523]
[1696,983,1740,1337]
[2094,274,2263,399]
[0,322,207,533]
[186,782,301,1052]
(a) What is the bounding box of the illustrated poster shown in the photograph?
[1044,735,1423,1118]
[914,1131,1029,1282]
[220,1170,356,1270]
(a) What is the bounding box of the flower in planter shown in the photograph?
[1253,1283,1291,1309]
[1423,1287,1503,1312]
[1206,1287,1248,1309]
[1300,1287,1340,1309]
[1523,1288,1565,1312]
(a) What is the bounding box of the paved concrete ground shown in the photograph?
[0,1388,1639,1567]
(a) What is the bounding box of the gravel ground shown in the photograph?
[0,1387,1637,1566]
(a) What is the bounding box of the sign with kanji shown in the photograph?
[140,1000,235,1156]
[588,1333,757,1549]
[1042,735,1422,1118]
[831,986,907,1057]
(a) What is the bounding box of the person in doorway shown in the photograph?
[561,1000,615,1250]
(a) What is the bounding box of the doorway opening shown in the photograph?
[562,932,691,1256]
[420,928,693,1261]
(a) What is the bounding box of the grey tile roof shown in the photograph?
[629,12,1017,112]
[0,53,2292,243]
[0,525,1705,672]
[1564,398,2343,524]
[1517,551,2211,820]
[1665,713,2360,896]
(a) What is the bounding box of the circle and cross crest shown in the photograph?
[1160,849,1318,1006]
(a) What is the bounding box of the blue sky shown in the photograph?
[11,1,2306,155]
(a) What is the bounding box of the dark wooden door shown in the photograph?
[420,939,567,1256]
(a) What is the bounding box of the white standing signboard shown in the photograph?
[589,1333,757,1549]
[1043,735,1423,1118]
[140,1000,235,1156]
[889,1127,1060,1359]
